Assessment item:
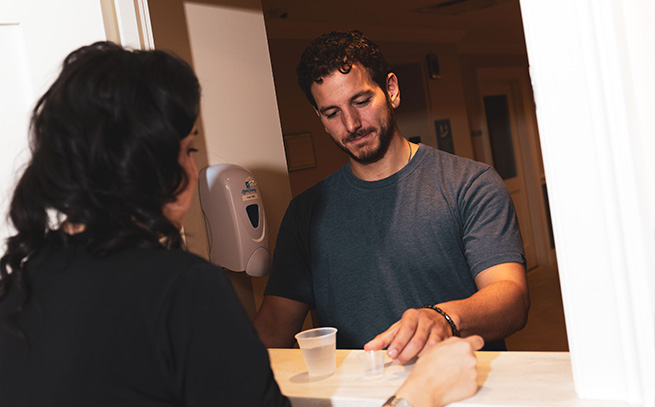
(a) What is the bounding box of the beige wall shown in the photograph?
[149,0,292,318]
[266,39,349,197]
[149,0,211,259]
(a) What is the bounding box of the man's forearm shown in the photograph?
[438,279,529,342]
[252,316,297,348]
[253,295,310,348]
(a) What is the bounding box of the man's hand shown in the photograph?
[365,262,528,364]
[364,307,455,364]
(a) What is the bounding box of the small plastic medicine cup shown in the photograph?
[295,327,338,376]
[357,350,385,377]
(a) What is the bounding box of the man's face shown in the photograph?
[311,64,398,164]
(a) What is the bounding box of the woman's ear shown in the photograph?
[387,72,401,109]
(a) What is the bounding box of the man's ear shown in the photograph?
[387,72,401,109]
[314,107,321,117]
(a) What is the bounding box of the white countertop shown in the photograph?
[268,349,631,407]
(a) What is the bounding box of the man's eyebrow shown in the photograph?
[318,90,375,114]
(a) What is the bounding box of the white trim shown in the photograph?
[133,0,154,50]
[100,0,154,50]
[519,0,654,405]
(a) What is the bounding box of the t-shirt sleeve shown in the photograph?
[460,167,526,277]
[157,262,290,407]
[263,194,316,307]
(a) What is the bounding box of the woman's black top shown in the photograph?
[0,233,289,407]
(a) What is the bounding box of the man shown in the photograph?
[254,30,529,364]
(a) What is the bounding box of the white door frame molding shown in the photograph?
[519,0,654,405]
[100,0,154,50]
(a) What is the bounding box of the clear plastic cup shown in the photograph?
[295,327,338,376]
[357,350,385,377]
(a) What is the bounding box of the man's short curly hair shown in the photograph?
[296,30,390,108]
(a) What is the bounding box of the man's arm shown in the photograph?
[365,262,529,364]
[444,262,529,340]
[253,295,311,348]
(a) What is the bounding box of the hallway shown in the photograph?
[506,265,569,351]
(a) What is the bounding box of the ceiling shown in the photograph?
[259,0,527,51]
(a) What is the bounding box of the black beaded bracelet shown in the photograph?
[422,305,460,337]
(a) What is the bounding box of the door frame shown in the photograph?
[519,1,653,403]
[100,0,154,49]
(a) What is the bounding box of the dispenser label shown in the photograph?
[242,179,258,201]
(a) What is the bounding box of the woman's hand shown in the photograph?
[392,335,484,407]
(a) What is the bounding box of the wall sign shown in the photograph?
[434,119,454,154]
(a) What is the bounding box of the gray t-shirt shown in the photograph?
[265,145,525,349]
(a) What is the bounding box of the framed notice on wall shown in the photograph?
[283,132,316,171]
[434,119,455,154]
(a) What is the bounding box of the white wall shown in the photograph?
[0,0,106,246]
[519,0,654,405]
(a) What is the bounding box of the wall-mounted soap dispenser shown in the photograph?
[198,164,269,277]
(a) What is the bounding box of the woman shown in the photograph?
[0,42,481,407]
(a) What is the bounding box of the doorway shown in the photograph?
[476,67,555,271]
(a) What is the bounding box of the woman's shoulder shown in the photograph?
[114,246,217,276]
[100,246,234,306]
[66,245,225,292]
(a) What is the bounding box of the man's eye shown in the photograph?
[355,98,371,107]
[187,147,199,155]
[325,111,338,119]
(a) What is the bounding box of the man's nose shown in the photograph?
[342,109,361,134]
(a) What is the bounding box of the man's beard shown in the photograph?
[333,101,396,165]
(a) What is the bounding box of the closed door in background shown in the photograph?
[479,80,538,269]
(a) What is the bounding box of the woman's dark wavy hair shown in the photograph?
[0,41,200,335]
[296,30,390,108]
